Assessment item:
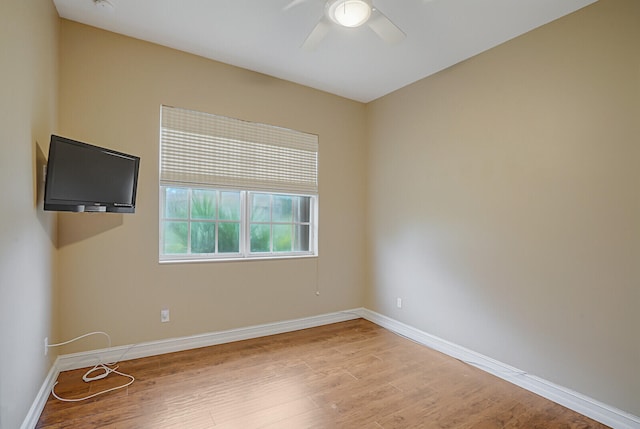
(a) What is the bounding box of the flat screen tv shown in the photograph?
[44,135,140,213]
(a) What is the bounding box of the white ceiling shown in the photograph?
[53,0,597,103]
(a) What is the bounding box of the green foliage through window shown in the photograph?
[161,187,241,256]
[248,193,311,254]
[160,187,314,260]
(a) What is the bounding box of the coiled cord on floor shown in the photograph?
[47,331,135,402]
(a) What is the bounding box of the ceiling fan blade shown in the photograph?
[367,9,406,44]
[284,0,312,11]
[301,17,331,51]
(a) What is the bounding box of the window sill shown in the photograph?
[158,253,318,265]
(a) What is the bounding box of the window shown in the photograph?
[159,106,318,261]
[249,193,312,253]
[161,188,241,256]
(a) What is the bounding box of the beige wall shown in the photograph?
[56,20,367,352]
[0,1,59,428]
[366,0,639,416]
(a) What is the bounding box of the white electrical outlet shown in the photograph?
[44,337,48,356]
[161,309,170,323]
[396,297,402,308]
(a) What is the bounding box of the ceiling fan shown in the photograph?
[286,0,406,50]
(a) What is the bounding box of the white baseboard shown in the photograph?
[19,362,60,429]
[21,309,363,429]
[55,309,364,372]
[360,308,640,429]
[23,307,639,429]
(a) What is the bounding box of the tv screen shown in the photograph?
[44,135,140,213]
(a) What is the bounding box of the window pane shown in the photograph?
[191,222,215,253]
[273,224,292,252]
[251,193,270,222]
[219,222,240,253]
[191,189,217,220]
[220,191,240,221]
[293,224,310,251]
[164,188,189,219]
[250,224,270,252]
[163,221,188,253]
[293,196,311,223]
[273,195,293,222]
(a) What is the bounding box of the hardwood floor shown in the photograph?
[37,319,609,428]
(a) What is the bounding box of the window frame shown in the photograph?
[159,186,318,263]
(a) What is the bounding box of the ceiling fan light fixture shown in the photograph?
[328,0,372,28]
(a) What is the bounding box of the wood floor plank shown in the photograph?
[36,319,610,428]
